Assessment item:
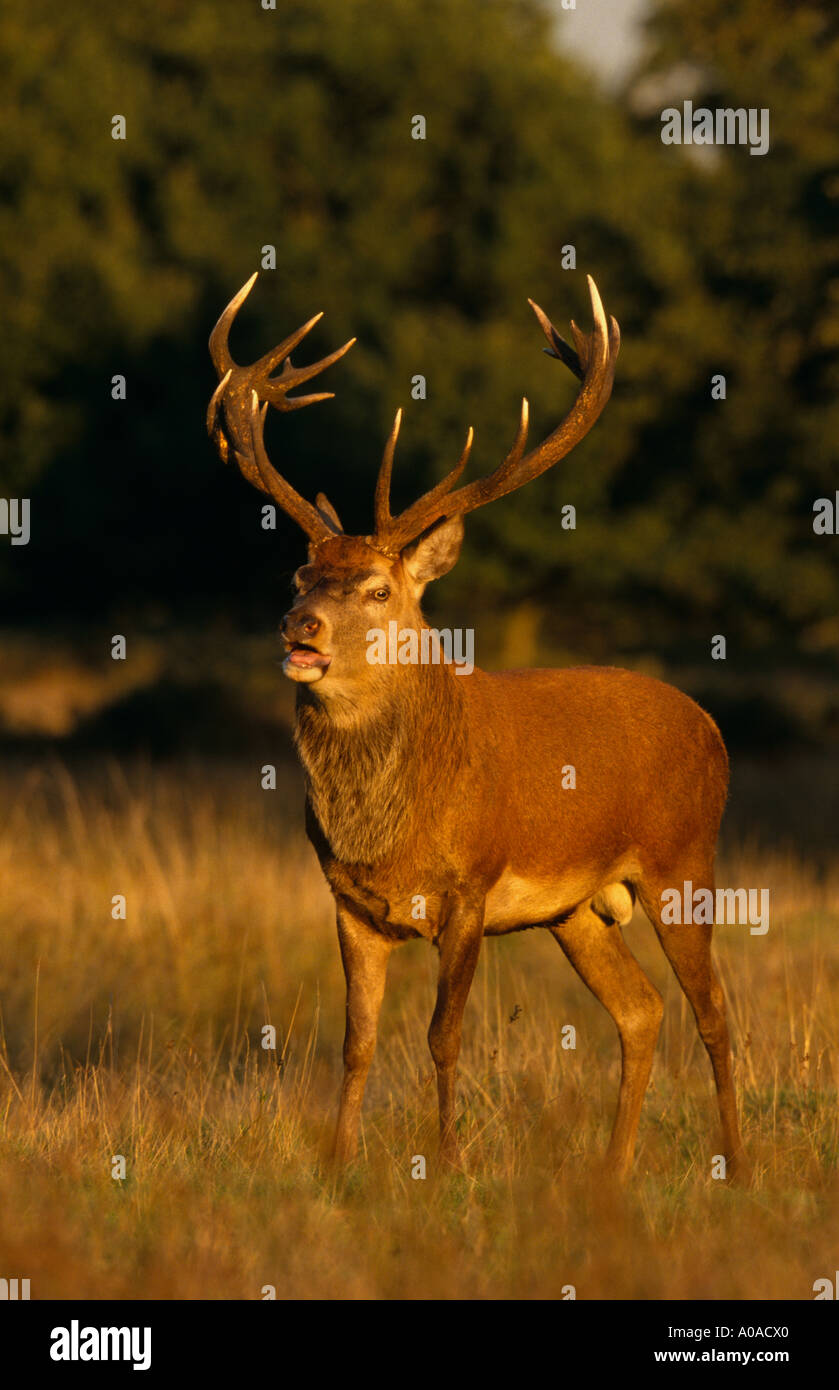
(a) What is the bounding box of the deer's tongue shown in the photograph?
[286,646,331,670]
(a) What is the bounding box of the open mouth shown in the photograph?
[283,642,332,674]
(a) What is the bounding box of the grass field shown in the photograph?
[0,753,837,1300]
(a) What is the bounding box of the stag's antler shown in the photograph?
[371,275,620,555]
[208,274,619,554]
[207,273,355,544]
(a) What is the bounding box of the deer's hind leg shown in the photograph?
[635,863,744,1176]
[550,897,663,1180]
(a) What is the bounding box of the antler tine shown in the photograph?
[528,298,584,381]
[252,310,325,379]
[432,425,475,501]
[373,423,475,552]
[247,393,339,541]
[207,275,354,543]
[374,409,403,533]
[275,390,338,412]
[516,274,617,473]
[373,274,619,554]
[258,332,357,405]
[464,398,529,504]
[206,368,233,463]
[208,272,258,374]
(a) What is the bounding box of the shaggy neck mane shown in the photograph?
[294,661,466,866]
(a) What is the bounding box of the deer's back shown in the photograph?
[458,664,728,888]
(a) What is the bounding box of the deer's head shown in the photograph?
[207,274,619,697]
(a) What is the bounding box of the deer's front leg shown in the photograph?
[333,904,392,1167]
[428,897,485,1164]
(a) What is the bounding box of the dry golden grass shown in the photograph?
[0,755,837,1299]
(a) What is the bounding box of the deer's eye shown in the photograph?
[371,587,390,602]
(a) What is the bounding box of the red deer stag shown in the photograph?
[207,272,743,1179]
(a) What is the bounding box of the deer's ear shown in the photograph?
[401,515,464,593]
[315,492,343,533]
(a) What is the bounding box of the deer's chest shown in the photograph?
[322,858,464,942]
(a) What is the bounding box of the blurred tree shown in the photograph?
[623,0,839,650]
[0,0,835,663]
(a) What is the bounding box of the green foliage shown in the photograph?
[0,0,836,657]
[626,0,839,647]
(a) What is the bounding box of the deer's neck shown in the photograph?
[294,664,466,866]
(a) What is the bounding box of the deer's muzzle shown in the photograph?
[281,609,332,682]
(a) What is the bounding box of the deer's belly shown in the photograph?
[482,870,597,932]
[331,863,637,939]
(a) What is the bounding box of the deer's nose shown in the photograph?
[281,610,322,643]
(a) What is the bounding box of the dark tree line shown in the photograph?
[1,0,836,661]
